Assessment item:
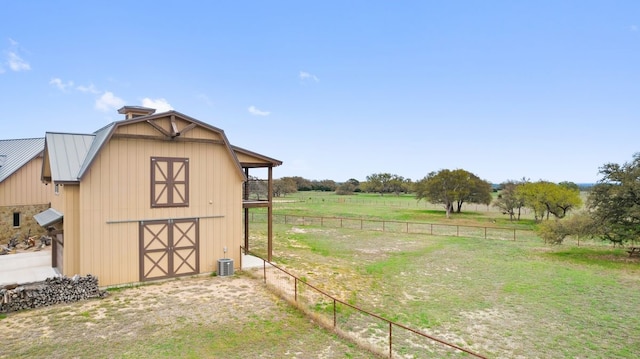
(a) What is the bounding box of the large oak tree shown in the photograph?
[588,153,640,245]
[414,169,492,218]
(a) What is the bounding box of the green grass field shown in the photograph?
[246,191,640,358]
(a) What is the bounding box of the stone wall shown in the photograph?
[0,275,108,313]
[0,204,50,245]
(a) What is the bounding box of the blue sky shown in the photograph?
[1,1,639,184]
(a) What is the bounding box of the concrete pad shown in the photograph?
[241,253,266,269]
[0,249,59,286]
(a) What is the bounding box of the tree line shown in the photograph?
[261,153,640,245]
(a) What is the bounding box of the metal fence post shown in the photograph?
[333,299,337,327]
[389,322,393,358]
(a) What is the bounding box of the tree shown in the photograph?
[493,179,526,221]
[361,173,408,196]
[247,175,267,200]
[311,179,337,191]
[273,178,297,197]
[286,176,313,191]
[517,181,582,221]
[588,153,640,245]
[346,178,361,192]
[414,169,492,218]
[388,175,412,195]
[336,182,356,195]
[536,212,596,245]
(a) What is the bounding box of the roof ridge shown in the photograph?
[0,137,45,142]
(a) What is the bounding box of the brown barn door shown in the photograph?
[139,218,199,282]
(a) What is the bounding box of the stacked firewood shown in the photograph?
[0,275,108,313]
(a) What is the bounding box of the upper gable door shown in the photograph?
[151,157,189,208]
[139,218,199,282]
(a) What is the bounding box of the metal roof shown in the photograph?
[45,132,95,182]
[232,145,283,167]
[77,123,115,179]
[0,137,45,183]
[34,208,63,227]
[42,109,280,183]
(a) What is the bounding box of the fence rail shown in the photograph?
[241,246,487,358]
[278,196,533,215]
[250,213,534,241]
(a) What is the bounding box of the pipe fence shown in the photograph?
[250,213,535,241]
[241,246,487,358]
[279,196,532,215]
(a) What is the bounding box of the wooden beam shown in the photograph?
[112,133,225,144]
[146,120,170,137]
[180,122,197,136]
[170,115,179,137]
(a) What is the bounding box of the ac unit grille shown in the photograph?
[217,259,234,276]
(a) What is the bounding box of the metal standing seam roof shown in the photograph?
[0,137,45,183]
[77,123,115,179]
[232,145,283,167]
[33,207,63,227]
[45,132,96,182]
[44,110,282,183]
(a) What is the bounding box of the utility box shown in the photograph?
[217,258,234,276]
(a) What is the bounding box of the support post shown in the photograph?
[268,166,274,262]
[244,168,250,253]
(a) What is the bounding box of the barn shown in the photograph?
[0,138,51,245]
[38,106,281,286]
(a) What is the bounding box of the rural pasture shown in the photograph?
[3,191,638,358]
[245,192,640,358]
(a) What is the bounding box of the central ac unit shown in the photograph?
[217,258,234,276]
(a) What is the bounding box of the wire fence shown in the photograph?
[249,213,535,241]
[280,196,533,215]
[241,246,487,358]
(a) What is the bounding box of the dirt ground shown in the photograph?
[1,271,377,358]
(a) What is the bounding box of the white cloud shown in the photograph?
[3,39,31,73]
[248,105,270,116]
[142,98,174,113]
[7,51,30,72]
[96,91,125,112]
[299,71,319,82]
[49,78,74,91]
[77,83,100,94]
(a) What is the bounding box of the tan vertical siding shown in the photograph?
[59,184,80,277]
[78,133,244,286]
[0,156,50,206]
